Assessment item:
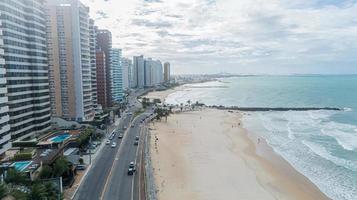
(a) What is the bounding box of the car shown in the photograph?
[129,162,135,168]
[131,124,135,128]
[118,134,123,139]
[127,168,135,175]
[76,165,86,170]
[124,126,127,129]
[135,136,139,141]
[134,141,139,146]
[111,142,117,148]
[105,140,110,145]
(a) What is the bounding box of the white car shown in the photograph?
[111,142,117,148]
[105,140,110,145]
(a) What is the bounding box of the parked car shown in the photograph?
[105,140,110,145]
[134,141,139,146]
[76,165,86,170]
[135,136,139,141]
[118,134,123,139]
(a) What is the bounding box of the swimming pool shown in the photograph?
[49,134,71,143]
[11,161,32,172]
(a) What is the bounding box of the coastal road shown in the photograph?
[73,90,152,200]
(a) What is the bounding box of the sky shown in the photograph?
[82,0,357,75]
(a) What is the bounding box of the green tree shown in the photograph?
[0,183,8,199]
[5,168,27,185]
[28,183,46,200]
[53,157,69,177]
[39,165,53,179]
[43,182,60,200]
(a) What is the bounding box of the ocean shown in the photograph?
[165,75,357,200]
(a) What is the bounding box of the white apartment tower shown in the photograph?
[0,0,52,142]
[89,19,98,110]
[133,55,145,88]
[0,18,11,155]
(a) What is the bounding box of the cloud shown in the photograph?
[81,0,357,74]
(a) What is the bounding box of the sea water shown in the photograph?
[165,75,357,200]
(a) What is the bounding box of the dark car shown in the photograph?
[134,141,139,146]
[76,165,86,170]
[118,134,123,139]
[128,168,134,175]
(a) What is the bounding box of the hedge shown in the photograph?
[13,153,32,161]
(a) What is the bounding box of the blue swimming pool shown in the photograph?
[49,134,71,143]
[11,161,32,172]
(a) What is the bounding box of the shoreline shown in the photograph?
[146,88,331,200]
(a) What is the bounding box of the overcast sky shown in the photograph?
[82,0,357,74]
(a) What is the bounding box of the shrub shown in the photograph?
[13,153,32,161]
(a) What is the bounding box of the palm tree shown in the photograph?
[0,184,8,199]
[28,184,46,200]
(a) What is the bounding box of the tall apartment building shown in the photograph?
[164,62,171,83]
[96,51,107,108]
[0,0,51,142]
[96,30,112,107]
[133,55,145,88]
[89,19,98,112]
[46,0,94,122]
[111,48,123,102]
[121,58,132,89]
[144,58,153,87]
[0,19,11,155]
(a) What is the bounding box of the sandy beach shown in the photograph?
[149,103,330,200]
[151,109,327,200]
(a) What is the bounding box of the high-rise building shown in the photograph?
[96,30,112,107]
[0,19,11,155]
[111,49,123,102]
[0,0,51,141]
[133,55,145,88]
[96,51,107,108]
[89,19,98,112]
[46,0,94,122]
[144,58,164,87]
[121,58,132,89]
[164,62,171,83]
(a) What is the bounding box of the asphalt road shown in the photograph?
[74,90,152,200]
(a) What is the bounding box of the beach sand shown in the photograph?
[149,109,330,200]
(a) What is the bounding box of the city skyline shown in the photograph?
[82,0,357,75]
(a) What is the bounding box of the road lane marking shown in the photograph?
[100,114,145,200]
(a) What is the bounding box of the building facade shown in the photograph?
[111,48,123,102]
[121,58,132,89]
[0,0,51,142]
[89,19,98,112]
[0,18,11,155]
[133,55,145,88]
[96,51,107,108]
[164,62,170,83]
[46,0,94,122]
[96,30,112,107]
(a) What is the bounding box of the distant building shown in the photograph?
[144,58,164,87]
[121,58,132,89]
[164,62,171,83]
[133,55,145,88]
[0,0,51,143]
[96,51,107,108]
[46,0,94,122]
[96,30,113,107]
[111,49,124,102]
